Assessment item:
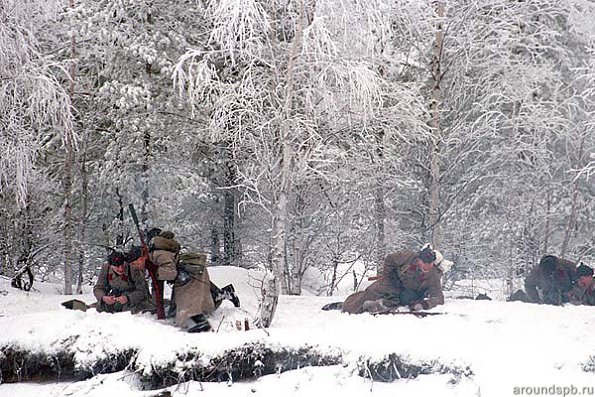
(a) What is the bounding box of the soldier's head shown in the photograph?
[417,246,437,273]
[108,251,125,266]
[539,255,557,275]
[576,263,594,288]
[126,246,144,270]
[417,244,453,274]
[108,251,126,274]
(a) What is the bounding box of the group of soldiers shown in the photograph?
[92,232,593,327]
[324,245,594,314]
[511,254,595,306]
[93,228,240,333]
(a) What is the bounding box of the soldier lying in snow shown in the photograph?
[323,245,452,314]
[525,255,577,305]
[509,255,579,305]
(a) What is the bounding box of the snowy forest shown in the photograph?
[1,0,595,298]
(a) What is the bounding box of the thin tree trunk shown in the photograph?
[329,254,339,296]
[271,0,306,295]
[63,0,77,295]
[374,185,386,271]
[141,131,151,226]
[76,142,89,294]
[223,159,237,266]
[543,188,551,254]
[210,224,220,265]
[115,187,125,247]
[223,189,235,265]
[141,8,154,226]
[428,1,445,249]
[374,130,386,272]
[560,137,586,256]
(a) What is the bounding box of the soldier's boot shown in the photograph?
[166,300,177,319]
[219,284,241,307]
[321,302,343,311]
[187,314,212,333]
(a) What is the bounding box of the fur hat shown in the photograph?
[160,230,175,240]
[418,246,436,264]
[108,251,125,267]
[151,235,181,254]
[576,263,594,278]
[539,255,557,273]
[146,227,162,242]
[420,243,454,273]
[125,246,143,262]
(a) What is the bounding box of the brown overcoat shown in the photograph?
[173,252,216,329]
[342,250,444,314]
[93,264,151,314]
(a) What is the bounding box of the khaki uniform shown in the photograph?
[93,264,151,314]
[174,253,215,329]
[342,250,444,314]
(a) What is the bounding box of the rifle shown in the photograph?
[371,307,445,317]
[129,203,165,320]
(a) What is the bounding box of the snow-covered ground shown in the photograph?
[1,267,595,397]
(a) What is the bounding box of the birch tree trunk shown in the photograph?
[428,1,445,250]
[560,136,586,257]
[543,188,551,254]
[63,0,77,295]
[374,185,386,270]
[270,0,306,294]
[76,141,89,294]
[374,131,386,272]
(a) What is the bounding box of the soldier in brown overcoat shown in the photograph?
[93,251,151,314]
[342,246,446,314]
[174,252,216,332]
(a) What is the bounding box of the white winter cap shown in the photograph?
[434,250,454,273]
[421,243,453,273]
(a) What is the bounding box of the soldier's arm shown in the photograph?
[93,265,109,302]
[422,277,445,309]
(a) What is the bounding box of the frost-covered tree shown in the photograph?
[378,0,595,280]
[174,0,392,293]
[0,0,77,290]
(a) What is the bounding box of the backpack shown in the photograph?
[177,252,207,274]
[174,252,208,286]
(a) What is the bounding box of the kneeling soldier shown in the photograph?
[93,250,151,314]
